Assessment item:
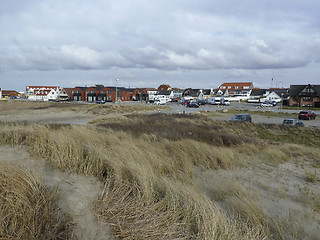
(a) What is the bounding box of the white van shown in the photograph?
[154,98,166,105]
[207,97,218,105]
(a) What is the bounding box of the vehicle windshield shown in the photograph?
[283,120,293,124]
[233,115,243,119]
[299,111,308,114]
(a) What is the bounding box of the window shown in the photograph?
[107,90,111,94]
[243,86,249,89]
[101,90,105,94]
[91,90,95,93]
[303,96,312,101]
[228,86,231,89]
[107,96,111,100]
[235,86,238,89]
[221,86,226,89]
[86,91,90,94]
[302,87,314,96]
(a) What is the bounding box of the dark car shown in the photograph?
[229,114,252,122]
[298,111,316,120]
[283,119,304,127]
[186,102,199,108]
[196,98,207,105]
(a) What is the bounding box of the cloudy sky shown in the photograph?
[1,0,319,91]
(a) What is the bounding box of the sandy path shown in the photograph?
[0,145,113,240]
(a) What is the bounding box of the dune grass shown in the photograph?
[0,161,72,239]
[84,103,170,115]
[0,100,170,117]
[0,113,319,239]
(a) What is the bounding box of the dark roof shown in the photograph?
[189,91,200,97]
[106,87,125,90]
[289,85,320,97]
[202,89,211,95]
[156,90,171,95]
[95,86,104,91]
[250,89,266,96]
[272,89,289,98]
[215,89,227,95]
[182,88,201,97]
[122,88,137,91]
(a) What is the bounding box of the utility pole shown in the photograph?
[115,78,119,115]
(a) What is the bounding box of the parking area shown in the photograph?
[163,102,320,128]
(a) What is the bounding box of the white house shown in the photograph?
[227,89,252,101]
[259,89,289,103]
[147,89,158,102]
[260,91,282,103]
[27,86,69,101]
[154,90,171,103]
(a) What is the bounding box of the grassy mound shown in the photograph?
[0,161,72,239]
[0,114,319,239]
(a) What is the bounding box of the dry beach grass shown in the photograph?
[0,106,319,239]
[0,161,73,239]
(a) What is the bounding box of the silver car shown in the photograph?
[282,119,304,127]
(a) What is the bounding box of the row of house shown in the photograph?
[1,82,319,107]
[181,83,320,107]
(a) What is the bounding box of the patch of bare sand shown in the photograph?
[195,160,320,239]
[0,145,113,240]
[0,108,95,124]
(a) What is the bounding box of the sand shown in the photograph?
[0,145,114,240]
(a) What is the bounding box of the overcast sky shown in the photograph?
[1,0,319,91]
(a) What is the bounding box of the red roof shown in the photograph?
[219,82,253,88]
[26,86,59,91]
[63,88,73,97]
[158,84,171,91]
[2,90,20,96]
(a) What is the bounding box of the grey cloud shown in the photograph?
[0,40,313,73]
[1,0,320,89]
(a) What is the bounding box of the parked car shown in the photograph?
[220,98,230,106]
[229,114,252,122]
[196,98,207,105]
[186,102,199,108]
[283,119,304,127]
[298,111,316,120]
[96,99,105,104]
[261,101,274,107]
[154,98,167,105]
[181,99,190,105]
